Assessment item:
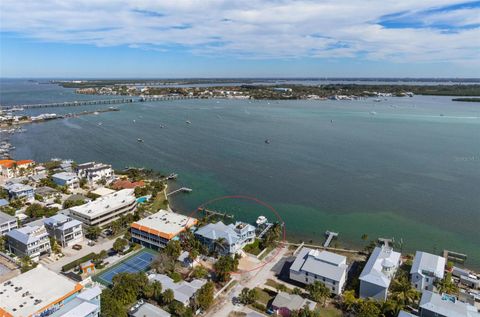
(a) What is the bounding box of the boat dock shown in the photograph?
[257,223,274,239]
[198,208,234,219]
[443,250,467,264]
[324,231,338,248]
[166,187,192,196]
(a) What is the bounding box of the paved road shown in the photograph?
[43,237,115,272]
[206,245,289,317]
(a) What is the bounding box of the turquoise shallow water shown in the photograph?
[2,80,480,269]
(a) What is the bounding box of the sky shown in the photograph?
[0,0,479,78]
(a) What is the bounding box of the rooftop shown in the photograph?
[290,247,348,282]
[359,246,401,288]
[69,188,135,219]
[6,225,48,245]
[420,291,480,317]
[91,187,116,197]
[410,251,446,279]
[0,265,83,317]
[0,210,15,223]
[130,302,171,317]
[44,214,82,231]
[131,210,197,240]
[272,291,316,312]
[52,172,78,181]
[3,182,34,193]
[148,273,206,305]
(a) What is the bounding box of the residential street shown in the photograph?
[206,245,289,317]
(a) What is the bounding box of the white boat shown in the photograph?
[186,120,191,124]
[256,216,268,226]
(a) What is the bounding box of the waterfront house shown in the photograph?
[147,273,206,306]
[359,246,401,301]
[52,172,80,189]
[271,291,316,317]
[131,209,197,249]
[194,221,256,255]
[0,210,17,235]
[289,247,348,295]
[419,290,480,317]
[76,161,114,184]
[5,224,51,261]
[0,265,85,317]
[44,214,84,247]
[410,251,446,292]
[2,182,35,200]
[68,188,137,227]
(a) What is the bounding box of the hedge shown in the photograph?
[62,252,96,272]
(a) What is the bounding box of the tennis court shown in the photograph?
[95,248,157,285]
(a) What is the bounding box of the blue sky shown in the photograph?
[1,0,479,78]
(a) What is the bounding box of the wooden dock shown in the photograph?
[443,250,467,264]
[198,208,234,219]
[324,231,338,248]
[166,187,192,196]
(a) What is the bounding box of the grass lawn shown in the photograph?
[243,239,262,255]
[317,306,343,317]
[149,192,168,211]
[254,287,273,306]
[265,279,291,293]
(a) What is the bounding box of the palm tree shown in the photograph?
[162,289,174,305]
[214,237,228,254]
[390,275,420,309]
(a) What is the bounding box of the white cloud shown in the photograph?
[0,0,479,64]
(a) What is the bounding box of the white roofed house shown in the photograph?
[419,290,480,317]
[75,161,114,185]
[43,214,84,247]
[148,273,206,306]
[410,251,446,292]
[0,210,18,236]
[194,221,256,255]
[359,246,401,301]
[68,188,137,227]
[289,247,348,295]
[5,224,51,261]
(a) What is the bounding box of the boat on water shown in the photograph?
[137,138,144,143]
[374,98,381,102]
[186,120,191,124]
[98,122,103,126]
[265,139,271,144]
[370,111,377,116]
[256,216,268,226]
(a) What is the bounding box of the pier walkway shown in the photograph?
[166,187,192,197]
[324,231,338,248]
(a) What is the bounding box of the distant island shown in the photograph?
[54,80,480,99]
[452,97,480,102]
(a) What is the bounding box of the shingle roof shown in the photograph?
[148,274,206,305]
[272,291,315,311]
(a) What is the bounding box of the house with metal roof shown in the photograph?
[52,172,80,189]
[49,286,102,317]
[359,246,401,301]
[2,182,35,200]
[271,291,316,317]
[194,221,255,255]
[44,214,84,247]
[147,273,206,306]
[410,251,446,292]
[0,210,17,236]
[289,247,348,295]
[419,291,480,317]
[129,302,170,317]
[5,224,51,261]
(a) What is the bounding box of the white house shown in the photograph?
[0,211,18,236]
[419,290,480,317]
[44,214,84,247]
[359,246,401,301]
[289,247,348,295]
[410,251,446,292]
[76,162,114,184]
[148,273,206,306]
